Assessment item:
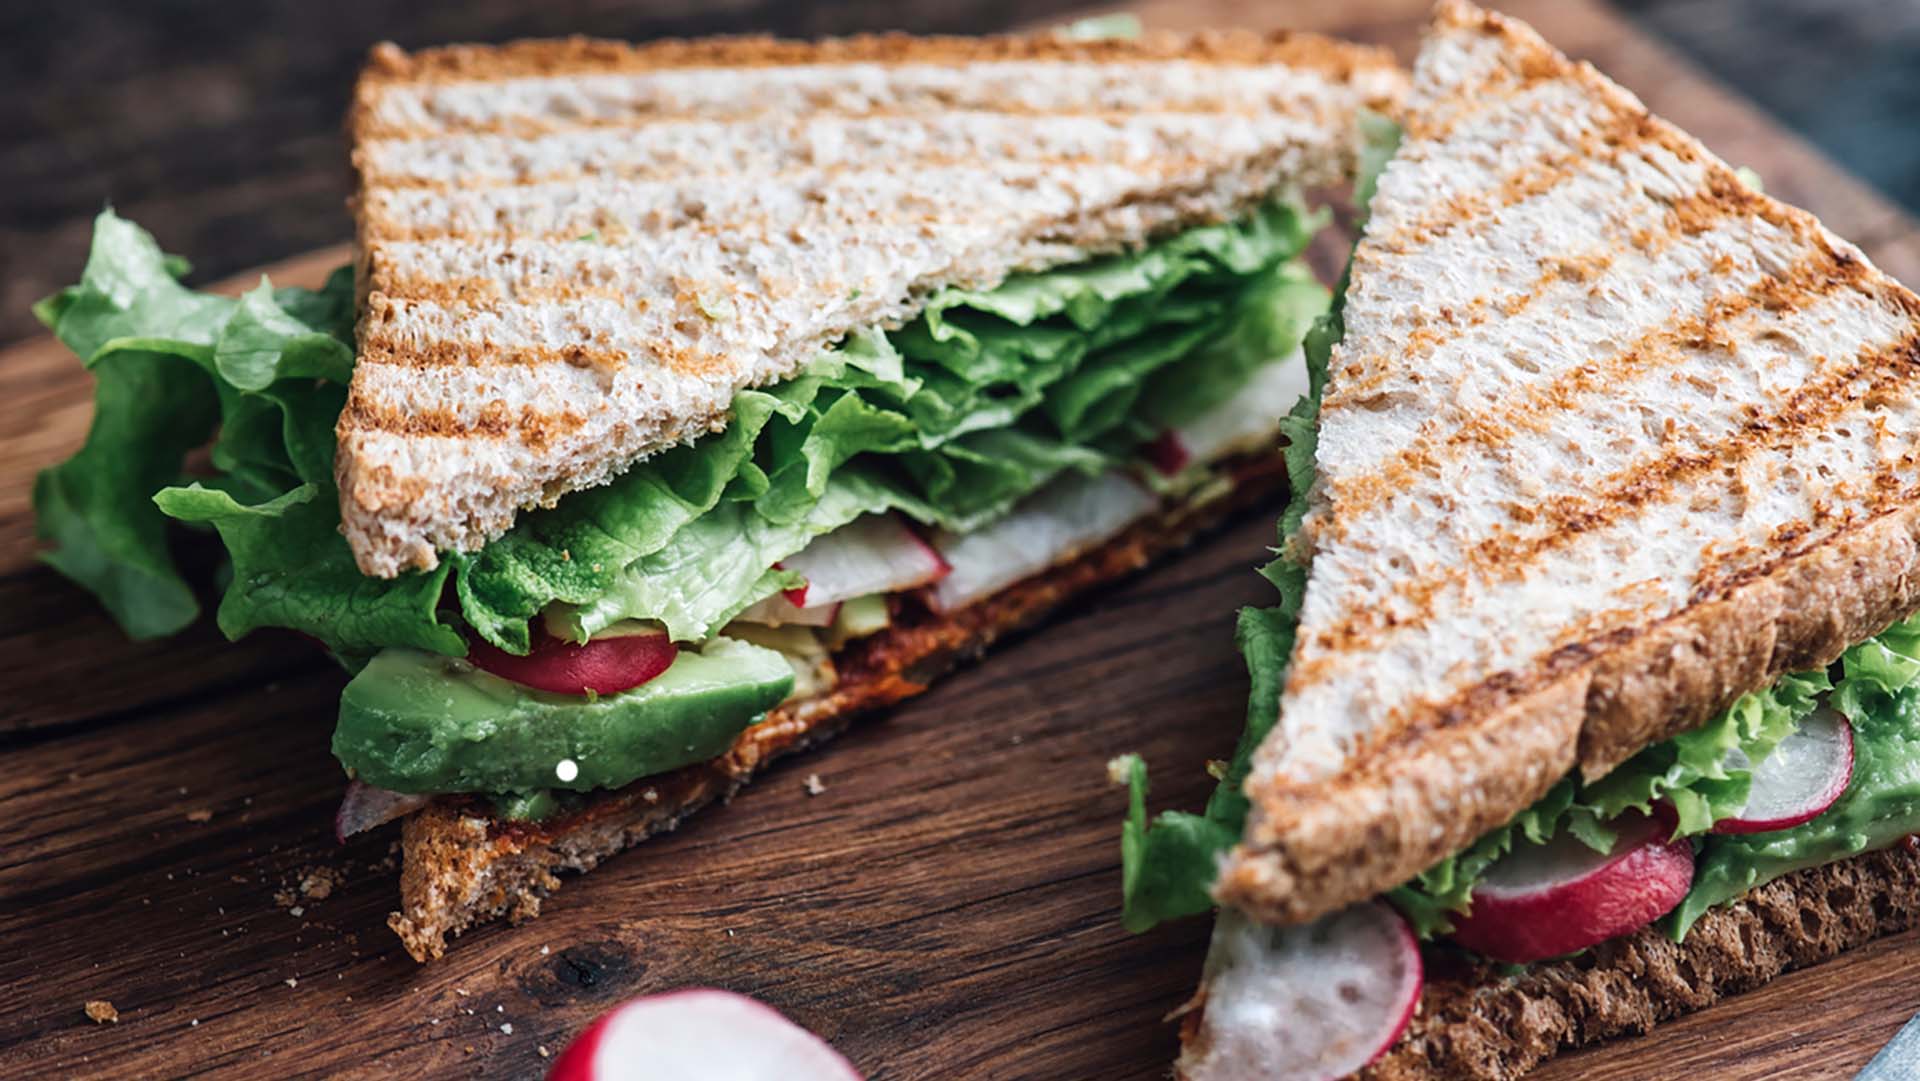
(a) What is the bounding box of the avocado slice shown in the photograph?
[333,636,796,796]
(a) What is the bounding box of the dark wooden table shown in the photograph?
[4,2,1920,1078]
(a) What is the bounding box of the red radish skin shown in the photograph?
[467,629,676,696]
[1447,814,1694,963]
[546,989,861,1081]
[1183,902,1421,1081]
[1714,707,1855,834]
[1143,430,1191,476]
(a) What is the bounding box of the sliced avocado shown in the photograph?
[333,636,796,796]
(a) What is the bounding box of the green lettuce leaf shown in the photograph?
[31,211,354,639]
[454,200,1323,651]
[1671,612,1920,937]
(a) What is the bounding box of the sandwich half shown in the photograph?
[1117,3,1920,1077]
[34,27,1404,960]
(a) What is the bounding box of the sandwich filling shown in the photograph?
[38,203,1327,821]
[1119,122,1920,960]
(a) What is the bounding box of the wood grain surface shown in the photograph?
[4,2,1919,1079]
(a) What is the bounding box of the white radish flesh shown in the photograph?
[1179,902,1422,1081]
[334,780,431,842]
[932,471,1157,612]
[546,989,861,1081]
[1714,706,1854,834]
[1167,349,1309,468]
[781,514,948,609]
[1445,813,1694,963]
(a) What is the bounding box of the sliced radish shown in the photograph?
[546,989,861,1081]
[781,514,949,610]
[932,471,1157,612]
[1180,902,1421,1081]
[1446,813,1693,963]
[1169,349,1309,467]
[734,595,842,627]
[468,627,677,696]
[334,780,431,842]
[1714,706,1854,834]
[1142,431,1192,476]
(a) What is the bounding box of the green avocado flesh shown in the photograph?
[332,636,795,796]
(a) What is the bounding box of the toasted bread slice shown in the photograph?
[388,444,1290,961]
[1214,0,1920,927]
[336,30,1405,576]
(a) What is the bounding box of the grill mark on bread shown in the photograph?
[359,100,1339,143]
[357,132,1247,192]
[1295,318,1920,726]
[353,31,1401,87]
[342,397,590,449]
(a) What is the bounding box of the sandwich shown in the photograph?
[34,27,1405,961]
[1116,3,1920,1077]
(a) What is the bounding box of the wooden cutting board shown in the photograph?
[4,2,1918,1078]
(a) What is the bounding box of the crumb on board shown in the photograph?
[501,1023,514,1035]
[83,1001,118,1024]
[298,867,341,901]
[538,1045,551,1059]
[803,773,827,796]
[185,809,212,823]
[284,978,298,990]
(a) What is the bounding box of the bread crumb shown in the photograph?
[83,1001,118,1024]
[185,809,212,823]
[500,1023,513,1035]
[538,1045,551,1058]
[289,907,304,918]
[540,945,550,956]
[299,867,341,900]
[284,978,298,989]
[803,773,826,796]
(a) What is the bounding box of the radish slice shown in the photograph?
[734,595,841,627]
[1142,431,1191,476]
[334,780,431,842]
[1180,902,1421,1081]
[546,989,861,1081]
[1446,813,1694,963]
[781,514,949,609]
[1714,706,1854,834]
[932,471,1157,612]
[1168,350,1308,467]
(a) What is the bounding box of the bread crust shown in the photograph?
[1216,0,1920,928]
[1180,841,1920,1080]
[387,447,1290,961]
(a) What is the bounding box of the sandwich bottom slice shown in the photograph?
[38,196,1330,959]
[1118,115,1920,1081]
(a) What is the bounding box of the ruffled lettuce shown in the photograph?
[1671,612,1920,937]
[39,204,1323,661]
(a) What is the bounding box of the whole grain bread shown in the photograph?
[1214,0,1920,927]
[1174,841,1920,1080]
[336,29,1405,577]
[388,443,1291,961]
